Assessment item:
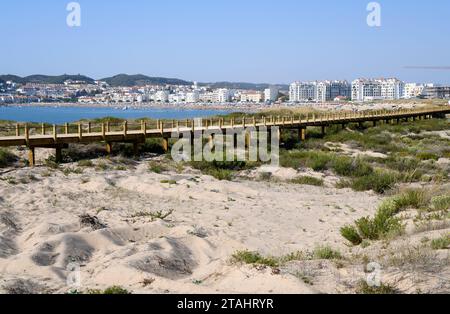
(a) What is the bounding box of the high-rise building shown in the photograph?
[289,82,316,102]
[264,86,279,102]
[421,85,450,99]
[403,83,425,99]
[289,80,350,102]
[186,91,200,103]
[154,90,169,103]
[351,78,404,101]
[214,89,231,103]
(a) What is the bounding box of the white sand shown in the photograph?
[0,159,382,294]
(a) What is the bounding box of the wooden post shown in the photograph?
[78,123,83,140]
[25,124,29,143]
[55,145,62,163]
[242,117,246,128]
[301,127,307,141]
[162,137,169,152]
[106,142,113,155]
[321,125,326,136]
[87,122,91,133]
[65,123,69,134]
[15,124,20,137]
[123,121,128,137]
[106,122,110,132]
[28,147,35,167]
[133,142,139,156]
[142,121,147,135]
[53,125,57,141]
[102,123,106,139]
[41,123,46,135]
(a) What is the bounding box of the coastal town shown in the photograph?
[1,75,450,107]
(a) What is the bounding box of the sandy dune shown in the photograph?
[0,157,384,294]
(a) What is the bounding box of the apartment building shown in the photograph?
[290,81,350,102]
[240,91,264,103]
[351,78,404,101]
[186,91,200,103]
[289,82,316,102]
[403,83,425,99]
[421,85,450,99]
[264,86,279,102]
[214,89,231,103]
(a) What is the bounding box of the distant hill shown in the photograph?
[0,74,95,84]
[200,81,289,91]
[101,74,192,87]
[0,73,289,90]
[0,75,26,84]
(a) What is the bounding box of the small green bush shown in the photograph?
[356,280,398,294]
[78,160,94,167]
[313,246,342,260]
[290,176,324,186]
[430,234,450,250]
[231,250,279,267]
[431,195,450,211]
[341,225,363,245]
[0,149,17,168]
[347,170,398,194]
[416,152,439,161]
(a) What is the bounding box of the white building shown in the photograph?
[403,83,425,99]
[154,90,169,103]
[351,78,404,101]
[240,91,264,103]
[186,91,200,103]
[264,86,279,102]
[289,82,316,102]
[214,89,231,103]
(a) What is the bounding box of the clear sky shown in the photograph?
[1,0,450,84]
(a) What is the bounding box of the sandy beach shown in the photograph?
[1,149,448,294]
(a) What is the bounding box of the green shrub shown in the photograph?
[332,157,373,177]
[313,246,342,260]
[77,160,94,167]
[290,176,324,186]
[102,286,131,294]
[430,234,450,250]
[347,170,398,194]
[394,189,428,210]
[231,250,279,267]
[417,152,439,161]
[148,161,168,174]
[0,149,17,168]
[431,195,450,211]
[356,280,398,294]
[341,225,363,245]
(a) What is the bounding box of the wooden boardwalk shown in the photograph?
[0,107,449,166]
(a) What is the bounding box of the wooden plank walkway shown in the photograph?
[0,107,449,166]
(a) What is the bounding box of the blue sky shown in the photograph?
[1,0,449,84]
